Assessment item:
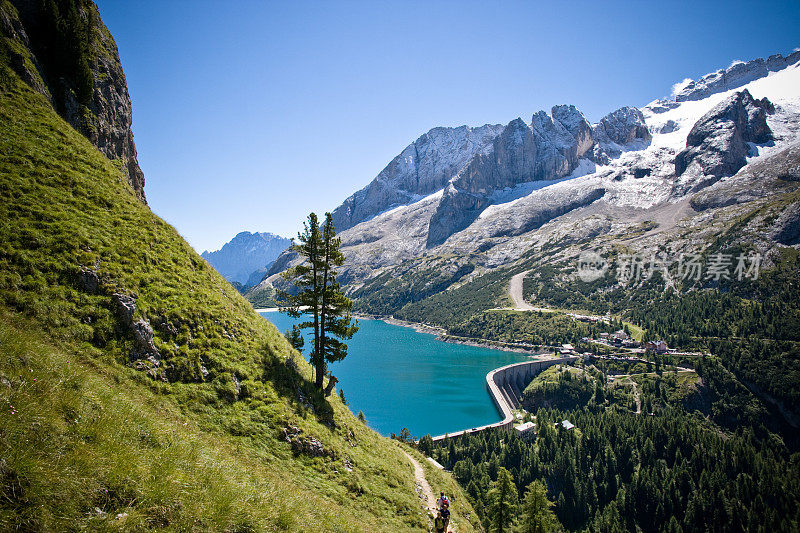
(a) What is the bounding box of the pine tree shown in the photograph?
[280,212,358,392]
[284,324,304,353]
[487,467,518,532]
[518,480,560,533]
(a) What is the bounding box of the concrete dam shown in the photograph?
[431,355,577,442]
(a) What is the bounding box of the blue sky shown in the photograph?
[95,0,800,253]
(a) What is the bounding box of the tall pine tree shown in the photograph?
[487,467,518,532]
[280,212,358,392]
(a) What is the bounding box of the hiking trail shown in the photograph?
[403,450,437,510]
[403,449,460,532]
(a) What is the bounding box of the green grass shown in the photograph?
[622,321,644,341]
[0,40,477,531]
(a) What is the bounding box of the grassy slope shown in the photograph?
[0,45,477,530]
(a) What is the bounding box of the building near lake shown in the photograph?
[514,421,536,439]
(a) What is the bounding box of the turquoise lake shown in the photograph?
[261,311,530,437]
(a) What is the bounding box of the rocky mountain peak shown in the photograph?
[595,106,651,146]
[552,104,593,156]
[590,106,651,163]
[201,232,292,285]
[426,106,596,247]
[675,89,775,187]
[674,50,800,102]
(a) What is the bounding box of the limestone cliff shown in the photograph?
[675,89,774,188]
[330,123,505,232]
[1,0,146,201]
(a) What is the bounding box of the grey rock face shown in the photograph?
[330,124,505,232]
[552,105,594,157]
[675,89,774,181]
[691,142,800,211]
[112,293,136,323]
[426,107,593,247]
[132,319,160,359]
[76,266,100,294]
[79,26,146,203]
[674,51,800,102]
[594,106,652,146]
[771,203,800,245]
[427,184,491,247]
[6,0,147,202]
[645,99,681,114]
[659,120,678,134]
[201,231,291,285]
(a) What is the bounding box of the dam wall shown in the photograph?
[430,356,577,442]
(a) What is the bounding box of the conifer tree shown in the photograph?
[280,212,358,392]
[487,467,518,532]
[284,325,304,353]
[518,480,560,533]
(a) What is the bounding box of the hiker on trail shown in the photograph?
[436,491,449,511]
[441,501,450,531]
[434,509,446,533]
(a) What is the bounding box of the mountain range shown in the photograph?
[201,231,291,286]
[254,49,800,315]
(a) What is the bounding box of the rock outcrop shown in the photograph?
[591,106,651,163]
[3,0,147,201]
[675,89,774,183]
[330,124,505,232]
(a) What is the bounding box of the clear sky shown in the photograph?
[94,0,800,253]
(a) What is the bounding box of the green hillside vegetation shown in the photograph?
[0,33,476,531]
[521,366,594,411]
[449,310,617,347]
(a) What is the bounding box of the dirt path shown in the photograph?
[402,450,437,511]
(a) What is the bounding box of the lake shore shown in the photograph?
[353,313,548,356]
[352,313,446,336]
[259,308,548,356]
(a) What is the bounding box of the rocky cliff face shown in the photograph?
[330,123,504,232]
[675,89,774,188]
[591,106,652,163]
[427,106,597,246]
[201,232,292,285]
[1,0,146,201]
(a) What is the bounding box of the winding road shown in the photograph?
[508,271,534,310]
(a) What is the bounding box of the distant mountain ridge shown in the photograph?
[255,48,800,309]
[202,231,291,285]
